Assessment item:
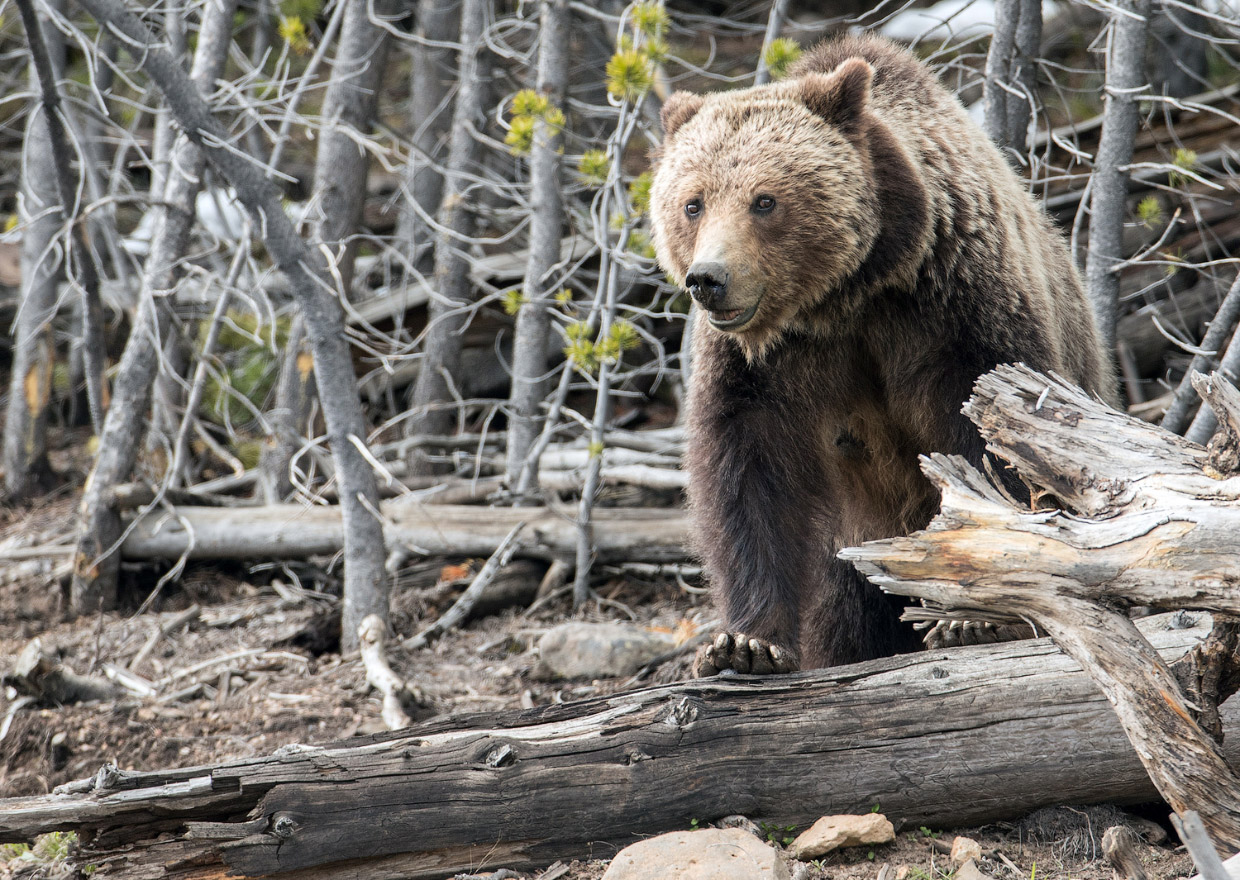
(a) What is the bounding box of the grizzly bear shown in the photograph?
[650,33,1115,676]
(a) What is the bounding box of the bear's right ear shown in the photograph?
[800,58,873,128]
[661,91,705,139]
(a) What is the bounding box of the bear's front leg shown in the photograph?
[694,631,799,677]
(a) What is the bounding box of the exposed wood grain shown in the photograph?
[0,615,1236,879]
[843,364,1240,853]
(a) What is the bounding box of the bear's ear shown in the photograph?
[661,91,705,139]
[800,58,873,128]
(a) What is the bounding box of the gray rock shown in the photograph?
[601,828,790,880]
[536,622,677,680]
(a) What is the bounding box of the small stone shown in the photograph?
[950,835,983,866]
[895,867,910,880]
[789,813,895,860]
[954,858,987,880]
[536,622,677,680]
[601,828,790,880]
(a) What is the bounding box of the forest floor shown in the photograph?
[0,486,1205,880]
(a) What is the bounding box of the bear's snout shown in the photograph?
[685,261,730,309]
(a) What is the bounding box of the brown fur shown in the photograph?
[651,33,1115,670]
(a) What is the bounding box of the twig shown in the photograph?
[128,604,201,671]
[1162,272,1240,435]
[403,521,527,650]
[1173,811,1232,880]
[358,614,424,730]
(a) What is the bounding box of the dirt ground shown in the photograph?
[0,494,1205,880]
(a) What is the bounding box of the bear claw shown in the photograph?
[694,632,798,677]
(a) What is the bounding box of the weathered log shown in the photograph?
[120,503,688,564]
[0,614,1237,880]
[841,364,1240,853]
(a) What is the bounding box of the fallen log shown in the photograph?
[1,614,1237,880]
[120,502,689,563]
[842,364,1240,853]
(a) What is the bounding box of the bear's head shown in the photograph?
[651,59,887,358]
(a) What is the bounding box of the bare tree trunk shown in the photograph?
[1185,308,1240,444]
[404,0,491,474]
[70,0,237,614]
[396,0,460,270]
[1161,272,1240,435]
[1085,0,1152,357]
[2,0,65,502]
[984,0,1042,156]
[14,0,109,437]
[504,0,570,499]
[753,0,791,86]
[72,0,389,646]
[261,0,396,508]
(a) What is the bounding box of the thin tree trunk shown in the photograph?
[984,0,1042,156]
[504,0,570,499]
[14,0,108,436]
[1162,272,1240,436]
[71,0,237,614]
[2,0,65,502]
[404,0,490,474]
[1185,303,1240,444]
[1085,0,1152,357]
[72,0,388,645]
[396,0,460,270]
[261,0,396,509]
[753,0,791,86]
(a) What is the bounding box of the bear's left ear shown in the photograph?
[661,91,705,139]
[800,58,873,128]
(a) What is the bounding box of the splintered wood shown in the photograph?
[841,364,1240,854]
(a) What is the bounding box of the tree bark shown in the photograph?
[396,0,461,269]
[1085,0,1152,357]
[119,502,688,564]
[753,0,791,86]
[261,0,395,521]
[505,0,570,498]
[13,0,109,440]
[70,0,236,614]
[1161,272,1240,436]
[983,0,1042,156]
[404,0,491,473]
[841,364,1240,854]
[71,0,388,639]
[0,614,1236,880]
[3,0,65,501]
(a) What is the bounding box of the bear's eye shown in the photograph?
[684,199,702,218]
[753,195,776,214]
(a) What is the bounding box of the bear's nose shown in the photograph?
[685,262,729,308]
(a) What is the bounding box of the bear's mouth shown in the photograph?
[707,302,759,330]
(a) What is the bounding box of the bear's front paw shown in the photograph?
[693,632,798,677]
[921,619,1035,649]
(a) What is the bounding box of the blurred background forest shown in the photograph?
[0,0,1239,816]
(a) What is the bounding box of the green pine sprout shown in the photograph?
[1170,147,1198,187]
[505,115,536,155]
[1136,196,1163,228]
[578,149,611,186]
[763,38,802,80]
[511,88,550,118]
[588,439,606,458]
[277,16,311,55]
[554,287,574,305]
[609,320,642,352]
[631,1,670,39]
[501,289,527,316]
[628,171,653,216]
[607,48,654,101]
[627,228,656,259]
